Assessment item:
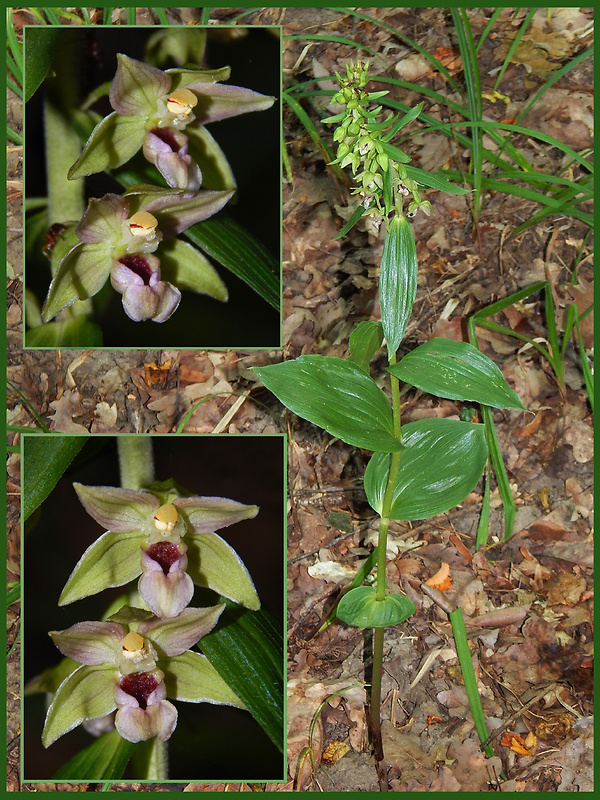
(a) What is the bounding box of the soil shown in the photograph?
[6,6,593,794]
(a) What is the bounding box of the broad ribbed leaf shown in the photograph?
[337,586,416,630]
[26,317,103,348]
[52,729,137,780]
[23,436,87,521]
[389,338,525,410]
[200,604,284,752]
[254,356,400,452]
[365,418,487,519]
[348,320,384,374]
[380,215,417,356]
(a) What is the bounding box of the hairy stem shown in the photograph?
[370,356,403,768]
[44,32,85,223]
[118,437,156,490]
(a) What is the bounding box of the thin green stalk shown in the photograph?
[44,34,86,223]
[201,7,212,25]
[127,6,136,25]
[117,437,155,491]
[449,608,494,757]
[493,8,536,92]
[131,738,168,780]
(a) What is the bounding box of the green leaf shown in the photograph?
[200,604,284,752]
[337,586,416,630]
[333,203,368,240]
[348,320,384,373]
[68,112,145,180]
[163,650,245,707]
[404,165,470,195]
[364,418,487,520]
[158,238,228,301]
[26,317,103,347]
[59,530,144,606]
[52,729,137,781]
[184,215,280,311]
[380,215,417,356]
[23,436,87,520]
[254,355,400,453]
[185,532,260,611]
[389,338,526,410]
[43,664,116,747]
[24,27,63,101]
[378,140,412,164]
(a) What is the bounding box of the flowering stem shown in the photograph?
[370,349,403,766]
[117,437,156,490]
[44,36,85,224]
[131,737,168,781]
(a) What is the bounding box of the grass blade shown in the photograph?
[476,7,504,54]
[41,6,61,24]
[102,7,114,25]
[493,8,536,92]
[283,89,341,178]
[284,33,379,58]
[22,436,88,520]
[449,608,494,757]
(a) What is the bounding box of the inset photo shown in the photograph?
[22,434,285,783]
[24,25,281,348]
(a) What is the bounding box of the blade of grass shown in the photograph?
[126,6,136,25]
[79,7,92,24]
[284,33,380,58]
[449,608,495,757]
[282,129,293,184]
[41,7,61,24]
[452,8,484,219]
[283,89,343,180]
[7,128,22,145]
[330,6,464,96]
[8,77,23,99]
[102,7,114,24]
[475,461,491,550]
[476,7,504,54]
[6,8,23,80]
[201,8,212,25]
[154,7,170,25]
[7,380,49,432]
[493,8,536,92]
[575,314,594,414]
[7,583,21,605]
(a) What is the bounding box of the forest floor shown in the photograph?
[6,6,593,793]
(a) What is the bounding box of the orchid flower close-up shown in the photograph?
[59,483,261,618]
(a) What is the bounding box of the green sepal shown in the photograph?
[24,657,79,696]
[185,124,237,191]
[380,214,417,356]
[59,530,144,606]
[167,66,231,91]
[337,586,416,629]
[348,320,384,373]
[158,239,228,301]
[68,112,145,180]
[107,606,154,626]
[254,355,401,453]
[42,664,117,747]
[41,242,112,322]
[162,650,246,707]
[364,418,488,520]
[186,532,260,611]
[389,338,526,410]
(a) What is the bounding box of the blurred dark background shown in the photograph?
[23,434,285,781]
[25,26,281,347]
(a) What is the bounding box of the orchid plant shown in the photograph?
[255,61,526,764]
[25,27,278,346]
[24,436,284,781]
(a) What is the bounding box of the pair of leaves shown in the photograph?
[337,586,416,630]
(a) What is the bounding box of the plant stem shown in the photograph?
[117,437,156,490]
[44,32,85,224]
[370,355,403,766]
[131,737,168,780]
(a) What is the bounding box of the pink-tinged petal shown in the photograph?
[76,194,129,245]
[49,622,125,665]
[138,604,225,656]
[138,547,194,618]
[73,483,158,533]
[110,53,171,117]
[185,82,275,124]
[143,129,202,192]
[110,252,161,293]
[151,281,181,323]
[115,671,177,742]
[111,254,181,323]
[174,495,259,533]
